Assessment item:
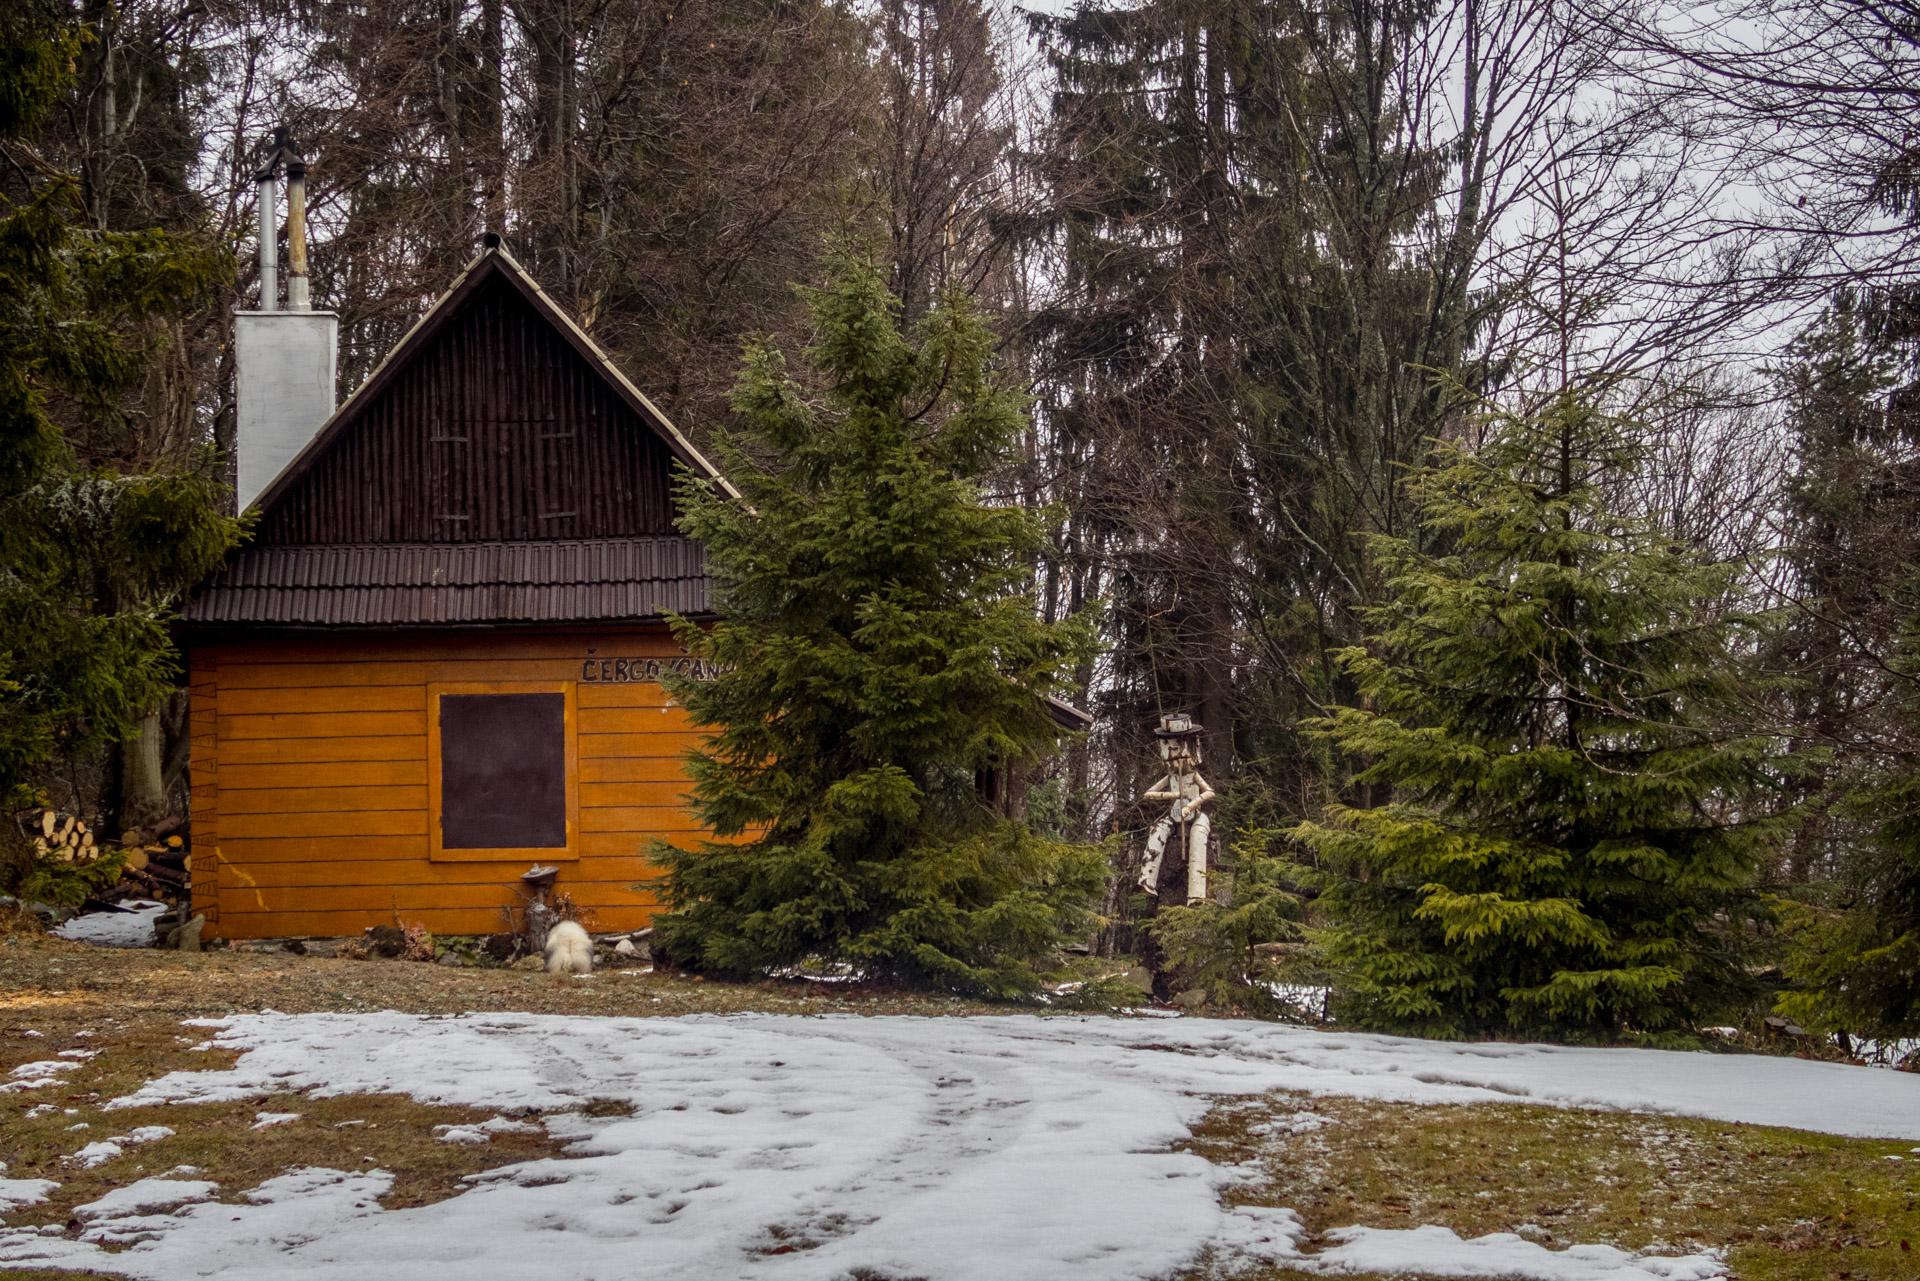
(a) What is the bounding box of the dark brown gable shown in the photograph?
[255,271,678,546]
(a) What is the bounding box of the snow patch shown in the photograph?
[5,1011,1908,1280]
[1208,1204,1311,1266]
[64,1125,177,1168]
[1311,1223,1726,1279]
[0,1179,58,1213]
[65,1141,125,1169]
[1,1057,80,1095]
[53,900,167,948]
[0,1078,64,1094]
[434,1116,542,1144]
[8,1060,79,1078]
[1247,1110,1335,1137]
[74,1179,220,1222]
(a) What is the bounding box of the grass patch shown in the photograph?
[1183,1091,1920,1280]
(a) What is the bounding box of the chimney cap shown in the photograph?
[255,126,306,182]
[483,232,502,249]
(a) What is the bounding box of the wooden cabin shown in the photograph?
[182,246,734,941]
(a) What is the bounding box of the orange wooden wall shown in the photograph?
[188,630,707,940]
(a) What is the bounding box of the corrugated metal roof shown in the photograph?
[185,536,711,626]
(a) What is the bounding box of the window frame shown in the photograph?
[426,680,580,862]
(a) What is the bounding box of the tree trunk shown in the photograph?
[120,710,168,832]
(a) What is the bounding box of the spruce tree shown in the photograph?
[1768,308,1920,1043]
[1294,396,1784,1039]
[650,248,1105,996]
[0,3,233,815]
[1775,751,1920,1043]
[1026,0,1497,826]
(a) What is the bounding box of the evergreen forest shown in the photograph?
[8,0,1920,1047]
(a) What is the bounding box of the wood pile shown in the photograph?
[29,808,100,862]
[13,806,192,911]
[110,813,191,904]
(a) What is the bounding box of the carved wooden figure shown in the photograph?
[1136,712,1215,904]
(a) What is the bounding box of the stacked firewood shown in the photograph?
[30,809,101,862]
[114,814,190,901]
[18,807,191,904]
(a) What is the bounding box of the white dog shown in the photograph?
[544,920,593,974]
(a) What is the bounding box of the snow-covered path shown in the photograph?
[3,1012,1915,1281]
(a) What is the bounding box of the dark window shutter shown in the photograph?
[438,693,567,848]
[431,428,471,536]
[538,424,578,525]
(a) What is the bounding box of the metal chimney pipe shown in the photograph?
[256,167,278,311]
[235,126,336,511]
[285,157,310,312]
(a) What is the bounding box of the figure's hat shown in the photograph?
[1154,712,1202,738]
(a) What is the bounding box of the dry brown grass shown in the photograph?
[1182,1091,1920,1280]
[0,925,1001,1023]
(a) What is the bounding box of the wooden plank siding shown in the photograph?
[192,629,711,939]
[253,273,680,547]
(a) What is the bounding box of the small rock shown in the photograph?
[1172,988,1210,1010]
[1118,966,1153,993]
[436,951,464,967]
[364,925,405,959]
[613,938,637,957]
[173,915,205,953]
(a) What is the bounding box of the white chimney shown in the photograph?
[234,310,336,509]
[235,128,336,511]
